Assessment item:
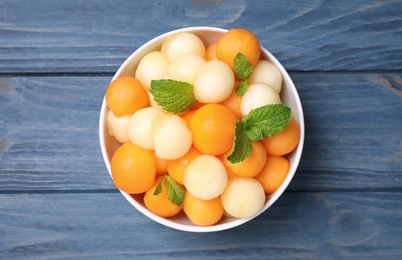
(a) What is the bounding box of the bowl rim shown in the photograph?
[99,26,305,232]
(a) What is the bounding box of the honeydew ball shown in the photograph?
[184,154,228,200]
[193,60,235,103]
[221,177,265,219]
[168,53,206,84]
[241,83,281,116]
[248,60,283,93]
[152,113,192,160]
[135,51,169,91]
[161,32,206,62]
[128,107,165,150]
[106,110,131,143]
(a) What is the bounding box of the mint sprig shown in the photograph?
[227,104,291,163]
[227,120,253,163]
[153,174,185,206]
[233,53,252,96]
[243,104,291,141]
[150,79,197,114]
[235,80,248,96]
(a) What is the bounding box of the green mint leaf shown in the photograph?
[150,79,197,114]
[243,104,291,141]
[152,175,185,206]
[227,120,253,163]
[164,175,185,206]
[153,176,163,196]
[235,80,248,96]
[234,53,252,81]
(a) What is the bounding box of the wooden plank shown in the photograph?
[1,192,401,259]
[0,76,113,190]
[291,72,402,191]
[0,0,401,73]
[0,73,401,191]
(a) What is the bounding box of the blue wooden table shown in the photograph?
[1,1,401,259]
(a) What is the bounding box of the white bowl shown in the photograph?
[99,26,305,232]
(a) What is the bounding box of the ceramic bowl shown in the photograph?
[99,26,304,232]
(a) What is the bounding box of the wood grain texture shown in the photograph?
[0,0,401,73]
[1,1,402,257]
[0,73,401,192]
[1,192,401,259]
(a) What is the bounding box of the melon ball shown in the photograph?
[193,60,235,103]
[161,32,206,62]
[241,83,281,116]
[135,51,169,91]
[128,107,165,150]
[155,156,168,175]
[152,113,192,160]
[168,53,206,84]
[184,154,228,200]
[106,110,131,143]
[221,177,265,219]
[248,60,283,93]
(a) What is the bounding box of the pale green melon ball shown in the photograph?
[168,53,206,84]
[221,177,265,219]
[184,154,228,200]
[152,113,192,160]
[161,32,206,62]
[241,83,281,116]
[106,110,131,144]
[128,107,165,150]
[193,60,235,103]
[135,51,169,91]
[248,60,283,93]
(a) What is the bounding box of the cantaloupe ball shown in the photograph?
[168,53,206,84]
[193,60,235,103]
[241,83,281,116]
[155,156,168,175]
[135,51,169,91]
[106,110,131,143]
[248,60,283,93]
[152,113,192,160]
[221,177,265,219]
[161,32,206,62]
[128,107,165,150]
[184,154,228,200]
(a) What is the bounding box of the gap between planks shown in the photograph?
[0,188,401,195]
[1,70,402,77]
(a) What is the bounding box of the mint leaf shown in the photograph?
[234,53,252,81]
[164,175,185,206]
[243,104,291,141]
[227,120,253,163]
[153,177,163,196]
[235,80,248,96]
[153,174,185,206]
[150,79,197,114]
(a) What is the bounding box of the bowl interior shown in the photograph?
[99,26,305,232]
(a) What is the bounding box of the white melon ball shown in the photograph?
[193,60,235,103]
[135,51,169,91]
[241,83,281,116]
[248,60,283,93]
[152,113,192,160]
[128,107,165,150]
[168,53,206,84]
[106,110,131,143]
[161,32,206,62]
[221,177,265,219]
[184,154,228,200]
